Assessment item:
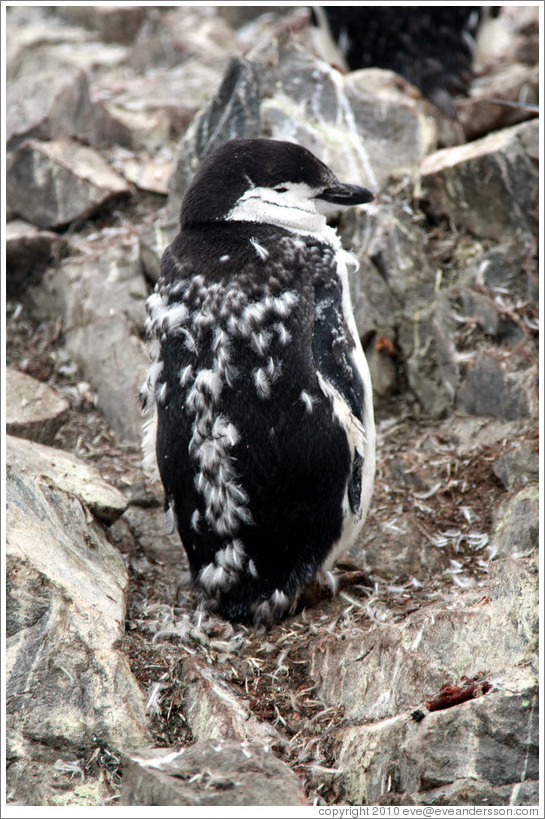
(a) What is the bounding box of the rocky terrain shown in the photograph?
[5,5,540,808]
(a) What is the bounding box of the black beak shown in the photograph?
[317,183,374,206]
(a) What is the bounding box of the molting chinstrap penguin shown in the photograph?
[141,138,376,625]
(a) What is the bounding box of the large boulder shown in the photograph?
[6,435,148,805]
[119,741,308,806]
[6,368,69,445]
[7,139,130,230]
[420,120,538,242]
[29,243,149,445]
[310,556,538,805]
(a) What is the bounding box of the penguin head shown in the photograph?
[180,138,374,232]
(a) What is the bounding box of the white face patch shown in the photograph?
[226,182,335,240]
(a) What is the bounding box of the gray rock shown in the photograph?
[125,6,237,72]
[491,485,539,558]
[455,286,526,348]
[456,63,539,141]
[55,5,148,44]
[312,556,537,724]
[360,505,448,584]
[6,219,66,294]
[468,242,538,312]
[398,293,460,417]
[32,244,148,329]
[119,741,308,806]
[6,7,91,79]
[420,120,538,241]
[29,245,149,444]
[342,204,434,335]
[493,442,539,490]
[6,436,148,805]
[99,59,229,151]
[111,153,172,195]
[64,316,148,446]
[138,219,178,283]
[100,99,172,154]
[7,57,92,152]
[456,354,533,421]
[310,556,538,805]
[362,335,398,399]
[6,435,128,523]
[341,204,463,415]
[180,658,281,746]
[377,777,540,806]
[166,56,261,216]
[6,52,132,151]
[335,677,538,805]
[7,139,130,229]
[6,368,69,445]
[167,40,437,216]
[343,68,437,184]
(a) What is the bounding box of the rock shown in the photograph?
[309,556,538,805]
[216,6,288,28]
[119,741,308,806]
[341,204,463,414]
[493,442,539,490]
[362,335,398,399]
[116,153,172,195]
[126,6,238,71]
[6,436,148,805]
[6,57,92,151]
[138,219,178,283]
[7,139,130,229]
[6,8,91,78]
[100,100,172,153]
[6,435,128,523]
[55,5,148,44]
[377,778,540,807]
[456,353,534,421]
[99,60,229,150]
[32,243,148,329]
[6,219,66,294]
[420,120,538,241]
[342,204,434,336]
[167,39,437,216]
[6,52,132,151]
[398,294,460,417]
[313,556,538,723]
[63,316,148,446]
[29,245,149,444]
[360,503,448,584]
[335,676,538,805]
[471,245,518,292]
[180,658,281,746]
[6,368,69,445]
[491,486,539,558]
[456,63,539,141]
[342,67,437,183]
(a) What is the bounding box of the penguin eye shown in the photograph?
[274,186,289,193]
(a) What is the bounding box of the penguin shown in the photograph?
[141,138,376,625]
[310,6,498,117]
